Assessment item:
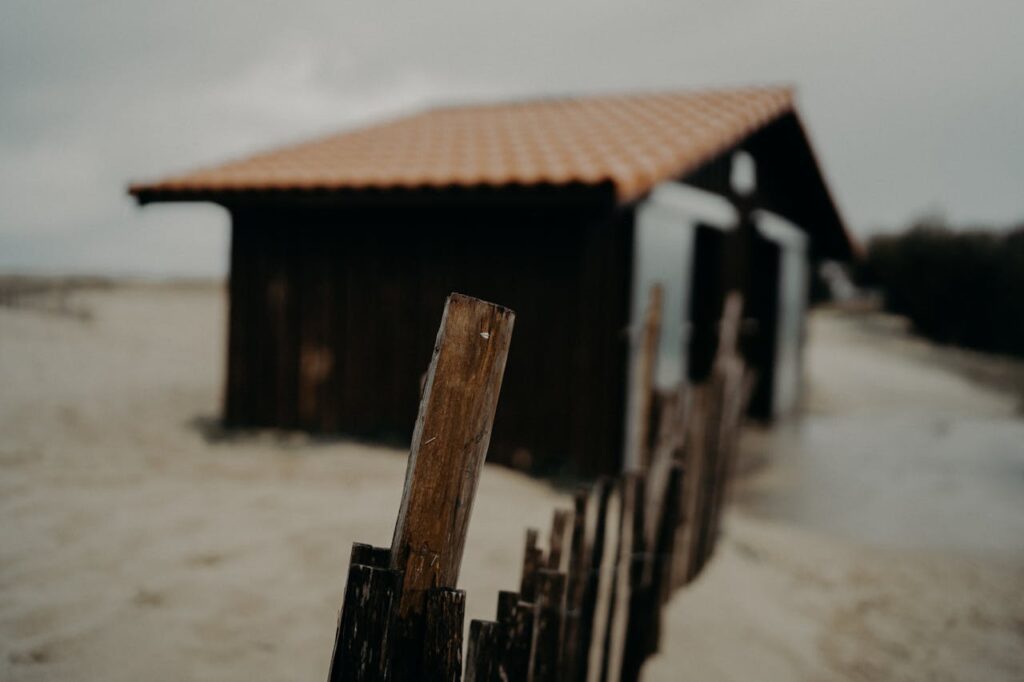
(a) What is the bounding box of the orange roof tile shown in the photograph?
[130,87,795,203]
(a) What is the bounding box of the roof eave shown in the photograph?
[130,180,620,210]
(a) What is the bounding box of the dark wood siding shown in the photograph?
[743,238,783,419]
[222,193,632,477]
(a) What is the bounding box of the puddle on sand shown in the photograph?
[733,310,1024,559]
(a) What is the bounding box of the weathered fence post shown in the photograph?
[327,544,403,682]
[464,620,502,682]
[422,588,466,682]
[619,474,650,682]
[575,478,612,682]
[519,528,542,602]
[560,489,590,680]
[624,284,664,471]
[636,461,684,663]
[650,463,683,618]
[387,294,513,679]
[702,293,753,569]
[508,600,537,680]
[547,508,573,572]
[598,472,643,682]
[531,569,567,682]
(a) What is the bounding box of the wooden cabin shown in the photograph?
[130,87,853,477]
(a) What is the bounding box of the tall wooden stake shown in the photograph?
[389,293,515,678]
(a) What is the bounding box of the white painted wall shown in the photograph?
[623,183,738,470]
[754,210,810,419]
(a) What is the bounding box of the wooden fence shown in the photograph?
[326,289,752,681]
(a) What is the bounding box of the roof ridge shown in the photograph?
[425,84,794,113]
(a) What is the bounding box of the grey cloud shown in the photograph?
[2,0,1022,275]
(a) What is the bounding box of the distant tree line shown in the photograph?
[855,219,1024,357]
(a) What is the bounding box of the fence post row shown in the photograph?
[327,287,753,682]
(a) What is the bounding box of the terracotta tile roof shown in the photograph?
[130,87,794,203]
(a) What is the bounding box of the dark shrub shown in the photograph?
[855,219,1024,357]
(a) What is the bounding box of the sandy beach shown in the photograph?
[1,282,1022,681]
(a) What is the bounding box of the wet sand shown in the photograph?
[737,308,1024,559]
[1,284,1022,680]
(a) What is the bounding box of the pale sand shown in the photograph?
[1,284,1022,680]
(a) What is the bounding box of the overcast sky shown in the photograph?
[2,1,1022,276]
